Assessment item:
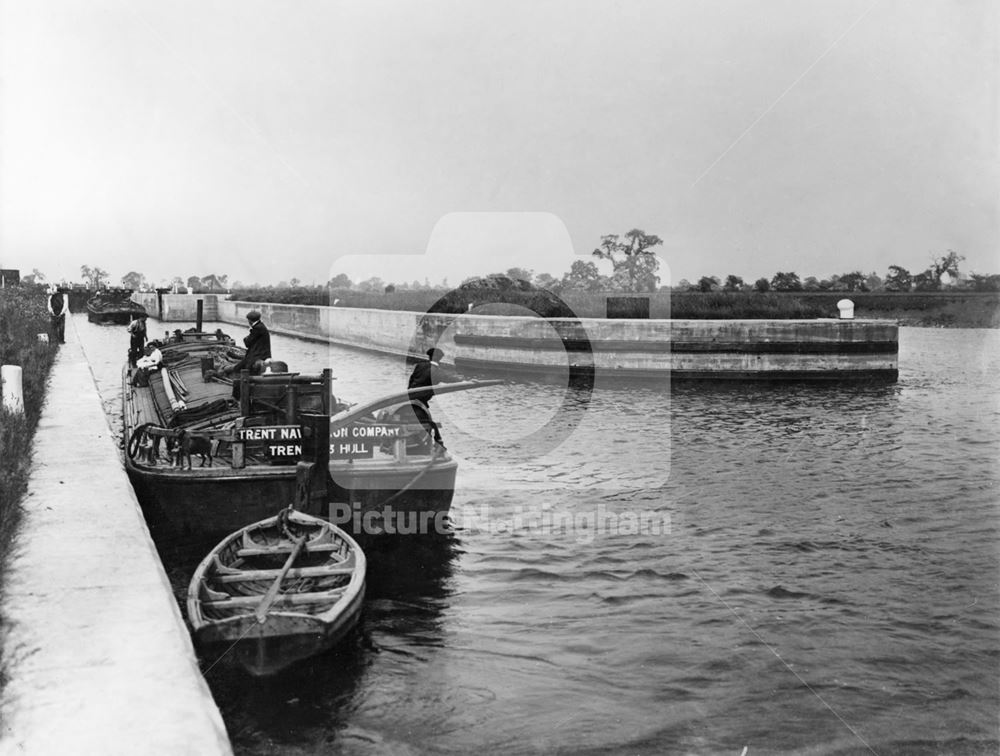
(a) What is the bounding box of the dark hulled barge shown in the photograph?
[87,289,148,324]
[122,330,461,547]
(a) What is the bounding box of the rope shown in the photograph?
[378,444,445,508]
[126,423,155,459]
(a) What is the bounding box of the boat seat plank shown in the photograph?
[237,543,342,557]
[199,589,348,608]
[213,565,356,583]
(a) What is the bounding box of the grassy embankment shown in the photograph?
[232,287,1000,327]
[0,287,59,688]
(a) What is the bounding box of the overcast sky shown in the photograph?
[1,0,997,289]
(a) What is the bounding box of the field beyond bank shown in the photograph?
[227,288,1000,328]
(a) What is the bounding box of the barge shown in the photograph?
[122,330,461,547]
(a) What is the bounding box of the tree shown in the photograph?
[696,276,720,292]
[802,276,821,291]
[968,273,1000,292]
[200,273,228,291]
[561,260,604,291]
[770,271,802,291]
[591,229,663,292]
[80,265,109,289]
[121,271,145,290]
[931,250,965,281]
[837,271,869,292]
[913,270,939,291]
[22,268,46,286]
[884,265,912,292]
[356,276,384,292]
[288,278,301,289]
[328,273,352,289]
[187,275,201,290]
[722,274,744,292]
[533,272,561,292]
[753,277,771,293]
[505,267,534,283]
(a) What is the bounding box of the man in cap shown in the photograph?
[46,285,69,344]
[224,310,272,376]
[407,347,446,446]
[127,313,148,366]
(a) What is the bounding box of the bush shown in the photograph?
[0,286,59,594]
[227,286,999,325]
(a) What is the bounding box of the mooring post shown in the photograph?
[196,299,204,332]
[1,364,24,414]
[297,412,329,512]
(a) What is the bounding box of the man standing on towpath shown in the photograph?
[46,286,69,344]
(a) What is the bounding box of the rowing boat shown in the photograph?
[186,508,366,676]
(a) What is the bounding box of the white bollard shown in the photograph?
[1,364,24,414]
[837,298,855,320]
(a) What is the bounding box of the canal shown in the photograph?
[71,313,999,755]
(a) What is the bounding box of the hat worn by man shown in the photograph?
[246,310,261,322]
[427,347,444,362]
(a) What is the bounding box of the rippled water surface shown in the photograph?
[73,315,1000,755]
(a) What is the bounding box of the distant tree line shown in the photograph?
[15,239,1000,297]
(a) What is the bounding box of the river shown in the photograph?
[71,314,999,755]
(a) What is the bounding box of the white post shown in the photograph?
[1,364,24,414]
[837,298,855,320]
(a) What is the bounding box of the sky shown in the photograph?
[1,0,997,289]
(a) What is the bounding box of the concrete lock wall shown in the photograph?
[443,316,898,379]
[133,294,898,380]
[132,292,219,323]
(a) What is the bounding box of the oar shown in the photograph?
[254,534,307,624]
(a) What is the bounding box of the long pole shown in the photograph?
[254,535,307,624]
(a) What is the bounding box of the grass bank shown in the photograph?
[232,287,1000,327]
[0,287,59,691]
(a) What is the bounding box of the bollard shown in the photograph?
[837,299,855,320]
[37,333,49,344]
[1,364,24,414]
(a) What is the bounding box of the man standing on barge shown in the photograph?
[407,347,446,447]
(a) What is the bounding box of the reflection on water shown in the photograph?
[73,314,1000,755]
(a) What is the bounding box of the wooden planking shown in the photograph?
[236,543,341,557]
[214,566,355,583]
[199,589,347,608]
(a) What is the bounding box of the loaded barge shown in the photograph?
[122,330,460,546]
[87,288,147,324]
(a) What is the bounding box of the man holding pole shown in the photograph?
[407,347,446,447]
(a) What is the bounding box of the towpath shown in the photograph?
[0,318,230,754]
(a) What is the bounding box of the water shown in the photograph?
[71,314,1000,755]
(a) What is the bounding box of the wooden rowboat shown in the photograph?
[186,508,366,676]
